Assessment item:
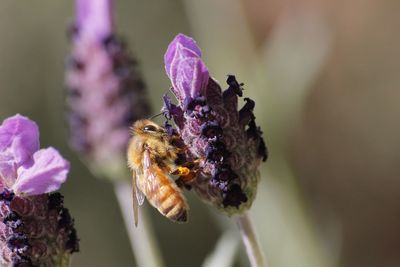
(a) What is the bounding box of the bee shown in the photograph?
[127,119,195,226]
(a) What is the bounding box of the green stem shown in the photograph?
[201,229,239,267]
[236,212,268,267]
[113,180,165,267]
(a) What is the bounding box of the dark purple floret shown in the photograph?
[65,227,79,253]
[222,184,248,207]
[258,138,268,162]
[163,95,184,128]
[212,165,238,182]
[184,96,207,113]
[12,255,34,267]
[164,122,176,136]
[201,121,223,138]
[0,189,15,203]
[58,208,72,229]
[226,74,244,97]
[206,140,230,163]
[4,213,22,229]
[239,98,256,125]
[47,193,63,210]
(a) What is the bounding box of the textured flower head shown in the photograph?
[0,115,79,266]
[66,0,151,179]
[163,34,267,215]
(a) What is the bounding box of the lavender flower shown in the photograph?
[163,34,267,215]
[0,115,79,266]
[66,0,150,179]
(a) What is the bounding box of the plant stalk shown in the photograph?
[236,212,268,267]
[113,180,165,267]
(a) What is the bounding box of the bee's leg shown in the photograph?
[172,167,196,189]
[171,166,191,176]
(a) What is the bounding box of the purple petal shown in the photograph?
[164,34,202,76]
[164,34,209,102]
[75,0,113,40]
[0,114,40,182]
[13,147,70,195]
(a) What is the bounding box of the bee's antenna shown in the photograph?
[149,112,163,120]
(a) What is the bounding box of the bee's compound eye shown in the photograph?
[143,125,157,132]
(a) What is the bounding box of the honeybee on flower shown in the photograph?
[127,119,197,225]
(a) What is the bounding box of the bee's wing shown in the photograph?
[131,172,139,227]
[142,148,165,207]
[134,169,146,206]
[132,170,146,227]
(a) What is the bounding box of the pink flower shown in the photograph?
[0,114,69,196]
[0,115,78,266]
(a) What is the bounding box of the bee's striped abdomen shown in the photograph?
[158,187,188,222]
[145,167,188,223]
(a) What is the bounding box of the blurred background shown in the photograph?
[1,0,399,267]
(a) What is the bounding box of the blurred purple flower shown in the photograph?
[0,115,78,266]
[75,0,113,41]
[163,34,267,215]
[66,0,150,178]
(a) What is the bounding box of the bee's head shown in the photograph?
[131,119,165,136]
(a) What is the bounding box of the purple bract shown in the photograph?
[0,115,69,196]
[163,34,267,215]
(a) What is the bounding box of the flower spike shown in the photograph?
[163,34,267,215]
[66,0,151,179]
